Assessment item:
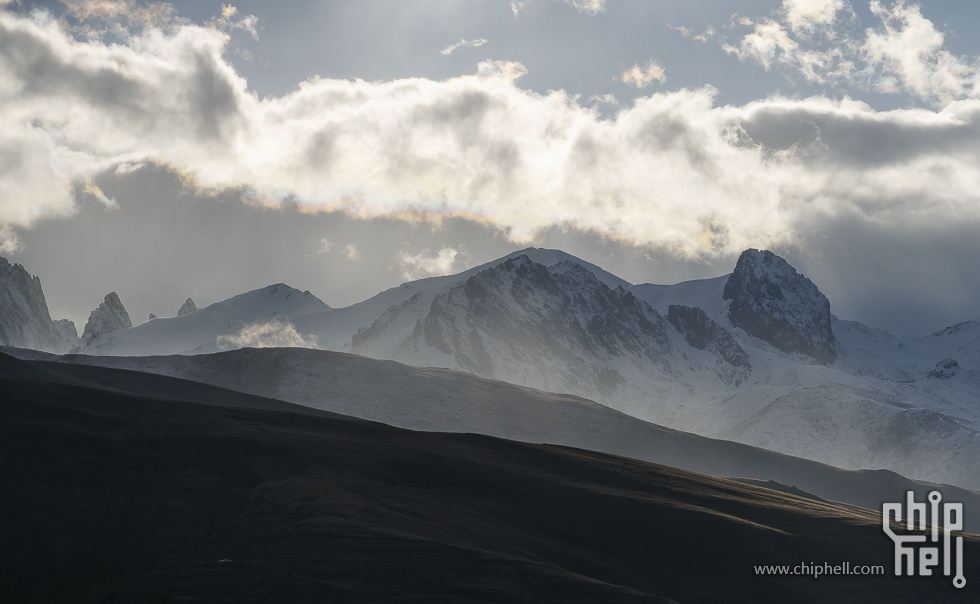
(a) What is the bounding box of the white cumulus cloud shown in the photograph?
[723,0,978,104]
[3,10,980,263]
[619,60,666,88]
[783,0,846,34]
[863,1,975,105]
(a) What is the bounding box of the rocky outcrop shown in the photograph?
[0,257,79,353]
[723,249,836,365]
[928,358,959,379]
[177,297,197,317]
[668,304,750,385]
[80,292,132,346]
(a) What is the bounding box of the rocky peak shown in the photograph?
[80,292,132,345]
[723,249,835,364]
[0,256,79,353]
[177,297,198,317]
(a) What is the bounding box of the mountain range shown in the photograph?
[5,247,975,490]
[4,246,980,600]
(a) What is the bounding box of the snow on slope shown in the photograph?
[351,255,676,407]
[629,275,729,317]
[42,246,980,490]
[301,247,629,352]
[342,251,980,488]
[78,284,330,356]
[0,257,78,353]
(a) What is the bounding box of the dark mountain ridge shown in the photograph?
[4,351,977,603]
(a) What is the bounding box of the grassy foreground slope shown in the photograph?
[1,352,975,603]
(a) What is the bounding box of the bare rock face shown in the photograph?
[667,304,750,385]
[177,297,198,317]
[80,292,132,346]
[0,256,79,353]
[723,249,836,365]
[928,358,959,379]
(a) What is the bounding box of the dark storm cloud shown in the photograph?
[740,100,980,167]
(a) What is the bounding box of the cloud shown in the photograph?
[510,0,604,17]
[216,319,316,349]
[344,244,360,260]
[397,247,460,280]
[783,0,846,34]
[619,60,666,87]
[441,38,488,56]
[724,19,799,71]
[0,224,21,254]
[475,59,527,81]
[862,1,975,105]
[4,10,980,264]
[54,0,186,42]
[206,3,260,41]
[308,236,334,257]
[565,0,604,13]
[57,0,179,27]
[671,24,714,43]
[79,180,117,208]
[722,0,978,104]
[589,93,619,107]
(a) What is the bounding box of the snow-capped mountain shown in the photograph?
[350,255,674,404]
[331,250,980,489]
[0,257,78,353]
[15,247,980,489]
[77,283,329,356]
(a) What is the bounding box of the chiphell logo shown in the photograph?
[882,490,965,588]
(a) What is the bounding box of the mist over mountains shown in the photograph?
[3,246,979,491]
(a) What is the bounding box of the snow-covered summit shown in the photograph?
[0,256,78,353]
[723,249,836,364]
[345,253,700,414]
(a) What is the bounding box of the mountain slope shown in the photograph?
[20,247,980,490]
[77,283,330,355]
[0,257,78,353]
[14,345,980,533]
[352,255,673,403]
[329,251,980,489]
[4,351,976,603]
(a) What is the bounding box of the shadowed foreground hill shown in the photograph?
[1,353,976,603]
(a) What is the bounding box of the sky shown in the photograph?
[2,0,980,336]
